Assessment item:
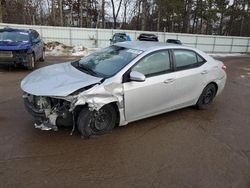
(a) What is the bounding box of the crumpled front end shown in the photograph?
[23,81,127,132]
[23,93,73,131]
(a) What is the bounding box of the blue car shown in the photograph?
[0,27,45,69]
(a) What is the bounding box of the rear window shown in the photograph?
[0,31,30,42]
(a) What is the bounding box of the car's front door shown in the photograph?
[123,50,177,122]
[31,31,43,60]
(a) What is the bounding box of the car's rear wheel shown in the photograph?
[77,104,117,138]
[27,53,35,70]
[196,84,217,109]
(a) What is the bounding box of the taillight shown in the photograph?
[222,65,227,71]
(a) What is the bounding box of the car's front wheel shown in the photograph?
[40,50,45,62]
[196,84,217,109]
[26,53,35,70]
[77,104,117,138]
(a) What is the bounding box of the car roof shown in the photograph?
[114,41,214,64]
[0,27,31,33]
[114,32,127,35]
[139,33,157,36]
[115,41,183,51]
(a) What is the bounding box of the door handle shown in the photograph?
[201,70,208,75]
[164,78,175,84]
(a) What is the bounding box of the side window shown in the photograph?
[34,31,39,39]
[173,50,206,70]
[31,31,40,42]
[31,31,36,42]
[132,50,171,77]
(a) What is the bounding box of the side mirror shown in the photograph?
[130,71,146,82]
[109,39,112,42]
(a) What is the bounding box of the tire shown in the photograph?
[40,50,45,62]
[77,104,117,138]
[26,53,35,70]
[196,84,217,110]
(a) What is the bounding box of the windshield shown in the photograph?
[113,34,127,43]
[73,46,143,77]
[0,31,30,42]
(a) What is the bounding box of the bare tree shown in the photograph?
[182,0,192,33]
[79,0,84,27]
[0,0,5,22]
[59,0,64,26]
[101,0,105,28]
[122,0,129,26]
[141,0,147,30]
[51,0,56,25]
[110,0,123,29]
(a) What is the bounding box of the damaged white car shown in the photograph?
[21,41,227,137]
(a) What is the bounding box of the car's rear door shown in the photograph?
[169,49,209,107]
[123,50,177,122]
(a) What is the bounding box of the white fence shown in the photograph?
[1,23,250,53]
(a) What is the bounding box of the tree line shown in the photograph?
[0,0,250,36]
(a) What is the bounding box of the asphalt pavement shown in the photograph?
[0,55,249,188]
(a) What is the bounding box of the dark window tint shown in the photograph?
[173,50,206,70]
[33,31,39,38]
[132,50,170,77]
[31,30,40,42]
[166,39,182,44]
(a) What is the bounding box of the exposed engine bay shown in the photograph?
[23,93,74,131]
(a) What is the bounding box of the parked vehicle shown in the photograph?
[110,33,132,45]
[21,41,227,138]
[137,33,159,41]
[0,27,45,69]
[166,39,182,45]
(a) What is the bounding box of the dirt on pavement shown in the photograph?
[0,55,249,188]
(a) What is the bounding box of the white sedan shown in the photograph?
[21,41,227,138]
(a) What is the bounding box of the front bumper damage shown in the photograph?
[23,93,73,131]
[23,82,127,133]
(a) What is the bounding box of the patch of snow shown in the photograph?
[45,41,97,57]
[71,46,97,56]
[209,53,246,57]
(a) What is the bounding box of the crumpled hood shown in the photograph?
[21,62,103,96]
[0,41,31,51]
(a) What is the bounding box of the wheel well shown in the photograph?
[109,102,120,126]
[207,82,218,95]
[31,51,35,60]
[73,102,120,125]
